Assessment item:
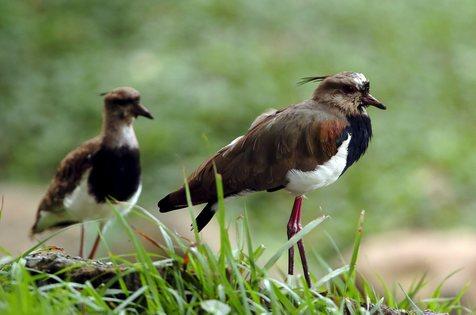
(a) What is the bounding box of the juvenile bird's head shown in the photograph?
[302,72,386,115]
[102,87,154,124]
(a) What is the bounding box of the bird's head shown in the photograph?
[102,87,154,124]
[301,72,386,115]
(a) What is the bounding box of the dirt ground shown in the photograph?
[356,230,476,307]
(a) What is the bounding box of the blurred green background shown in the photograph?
[1,0,475,262]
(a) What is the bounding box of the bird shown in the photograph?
[158,72,386,286]
[31,87,153,259]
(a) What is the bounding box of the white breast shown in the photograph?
[285,134,351,195]
[115,125,138,148]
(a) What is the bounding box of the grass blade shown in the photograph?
[347,210,365,283]
[264,215,328,270]
[183,168,200,243]
[398,283,423,314]
[317,265,350,287]
[114,286,148,312]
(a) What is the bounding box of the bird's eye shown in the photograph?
[114,99,127,105]
[342,85,357,94]
[362,81,370,92]
[113,97,139,106]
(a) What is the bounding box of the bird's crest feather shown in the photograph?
[298,75,329,85]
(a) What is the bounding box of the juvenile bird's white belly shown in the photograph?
[63,171,142,221]
[285,135,351,195]
[35,173,141,233]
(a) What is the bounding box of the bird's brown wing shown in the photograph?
[31,137,101,233]
[159,101,349,211]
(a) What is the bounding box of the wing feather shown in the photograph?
[31,137,101,233]
[158,101,349,212]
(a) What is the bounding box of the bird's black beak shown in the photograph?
[361,94,386,110]
[134,104,154,119]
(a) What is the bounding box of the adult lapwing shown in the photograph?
[158,72,385,286]
[31,87,153,258]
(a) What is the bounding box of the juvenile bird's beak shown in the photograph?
[361,94,386,110]
[135,104,154,119]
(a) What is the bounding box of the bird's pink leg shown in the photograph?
[88,233,101,259]
[287,196,311,286]
[79,225,85,257]
[87,222,106,259]
[297,231,311,287]
[287,196,302,275]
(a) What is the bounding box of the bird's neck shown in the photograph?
[101,116,138,149]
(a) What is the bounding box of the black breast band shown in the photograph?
[341,114,372,175]
[88,146,141,203]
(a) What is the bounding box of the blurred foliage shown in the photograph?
[1,1,476,261]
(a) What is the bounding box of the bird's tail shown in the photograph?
[157,188,188,213]
[30,211,78,238]
[158,188,217,231]
[158,184,214,213]
[194,202,216,232]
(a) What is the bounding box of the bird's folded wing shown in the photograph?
[34,138,101,217]
[186,103,350,199]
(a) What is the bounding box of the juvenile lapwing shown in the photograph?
[31,87,153,258]
[158,72,385,285]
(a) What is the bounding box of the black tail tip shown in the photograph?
[158,195,179,213]
[157,196,168,212]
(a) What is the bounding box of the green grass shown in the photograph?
[0,179,470,314]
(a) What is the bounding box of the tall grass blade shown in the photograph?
[317,265,350,287]
[214,171,231,261]
[243,209,257,281]
[398,283,423,314]
[183,168,200,242]
[263,215,328,270]
[114,286,148,312]
[111,206,164,312]
[344,210,365,297]
[347,210,365,283]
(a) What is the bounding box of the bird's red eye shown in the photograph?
[342,85,356,93]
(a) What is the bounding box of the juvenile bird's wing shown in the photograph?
[31,137,101,234]
[158,101,349,211]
